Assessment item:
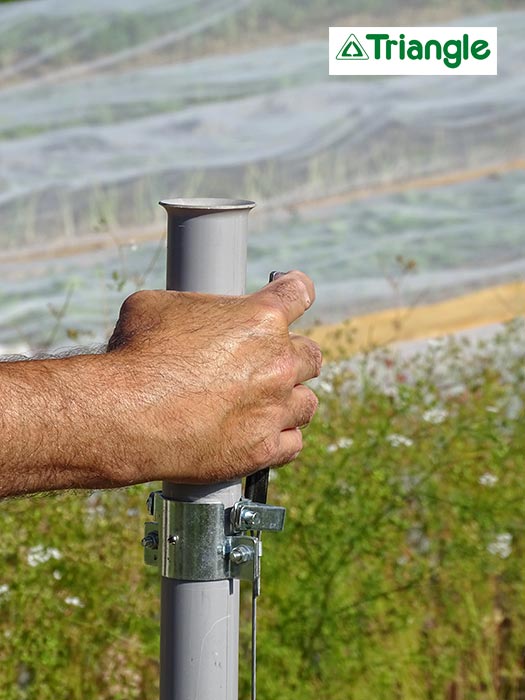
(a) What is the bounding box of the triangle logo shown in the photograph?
[336,33,369,60]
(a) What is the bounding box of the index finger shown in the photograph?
[254,270,316,325]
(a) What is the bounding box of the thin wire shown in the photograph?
[250,529,262,700]
[251,584,257,700]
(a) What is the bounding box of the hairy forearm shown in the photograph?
[0,354,137,497]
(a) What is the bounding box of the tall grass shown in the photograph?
[0,320,524,699]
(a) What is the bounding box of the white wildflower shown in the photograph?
[423,392,436,405]
[315,380,334,394]
[386,433,413,448]
[422,407,448,424]
[53,570,62,580]
[487,533,512,559]
[407,526,430,554]
[399,473,423,493]
[89,505,106,518]
[27,545,62,567]
[335,479,355,495]
[382,386,399,399]
[486,405,499,413]
[505,395,523,421]
[127,508,139,517]
[85,492,106,519]
[479,472,498,487]
[0,584,9,597]
[442,383,466,398]
[65,596,84,608]
[327,437,354,453]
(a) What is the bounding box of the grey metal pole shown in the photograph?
[158,197,256,700]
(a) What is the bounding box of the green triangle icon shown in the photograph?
[336,33,369,60]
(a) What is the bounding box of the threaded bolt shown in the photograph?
[230,545,253,565]
[240,509,259,528]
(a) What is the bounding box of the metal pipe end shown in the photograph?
[159,198,256,212]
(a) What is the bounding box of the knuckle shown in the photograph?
[120,290,152,317]
[111,290,160,349]
[254,347,305,401]
[288,269,311,287]
[255,345,297,392]
[275,277,305,304]
[286,270,315,301]
[271,352,296,389]
[253,301,286,328]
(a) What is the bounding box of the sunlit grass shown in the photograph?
[1,319,524,699]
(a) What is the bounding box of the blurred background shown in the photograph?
[1,1,525,699]
[0,0,523,351]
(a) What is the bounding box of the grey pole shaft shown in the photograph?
[159,198,256,700]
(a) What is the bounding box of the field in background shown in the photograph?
[0,0,524,348]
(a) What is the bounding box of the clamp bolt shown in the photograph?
[240,509,260,528]
[230,545,253,565]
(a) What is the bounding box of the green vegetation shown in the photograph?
[256,322,525,699]
[1,320,524,698]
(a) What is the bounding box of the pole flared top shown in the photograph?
[159,197,256,214]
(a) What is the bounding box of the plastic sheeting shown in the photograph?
[0,1,524,349]
[0,3,524,247]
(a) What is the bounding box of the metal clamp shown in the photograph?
[142,492,285,582]
[231,499,286,533]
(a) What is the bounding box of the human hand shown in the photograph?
[104,271,321,485]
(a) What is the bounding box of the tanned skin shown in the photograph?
[0,271,322,498]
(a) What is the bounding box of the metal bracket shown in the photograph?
[230,499,286,533]
[226,535,261,582]
[143,492,285,582]
[142,521,159,567]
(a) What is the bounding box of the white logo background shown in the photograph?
[329,27,497,76]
